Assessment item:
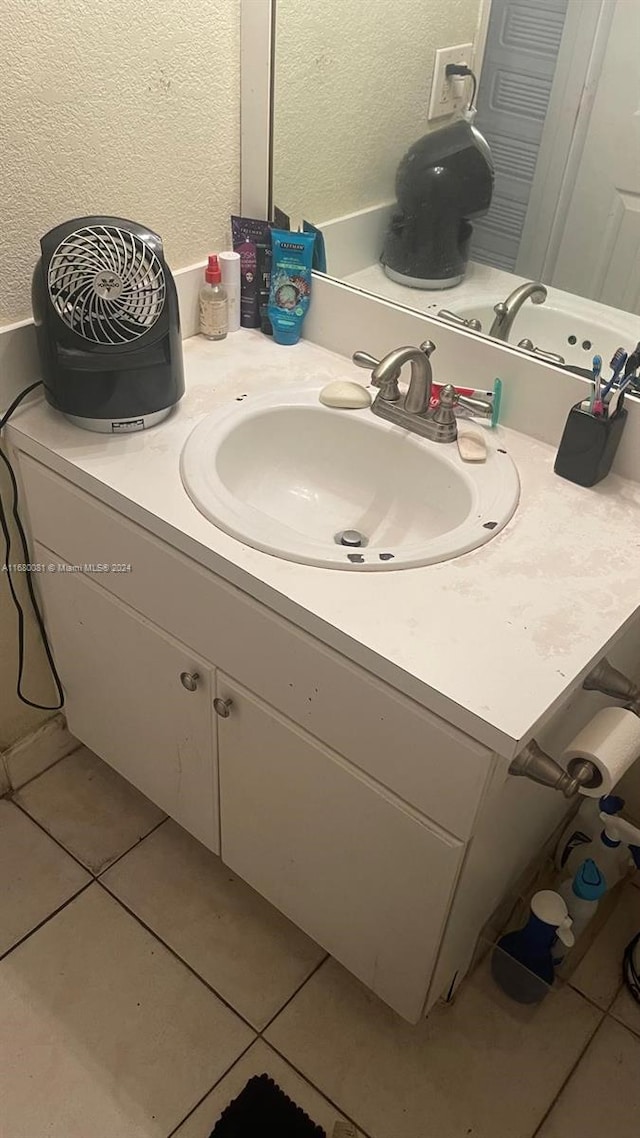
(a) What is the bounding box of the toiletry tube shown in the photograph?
[303,220,327,272]
[563,707,640,797]
[231,216,271,328]
[219,252,241,333]
[256,241,273,336]
[268,229,315,346]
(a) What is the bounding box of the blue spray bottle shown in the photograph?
[492,890,574,1004]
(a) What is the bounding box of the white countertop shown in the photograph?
[344,260,528,318]
[9,330,640,758]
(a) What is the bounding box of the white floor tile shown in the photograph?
[173,1039,364,1137]
[0,800,89,955]
[569,881,640,1009]
[265,957,601,1138]
[537,1018,640,1138]
[15,746,165,873]
[0,885,254,1138]
[103,820,326,1028]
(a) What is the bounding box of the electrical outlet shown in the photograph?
[428,43,474,121]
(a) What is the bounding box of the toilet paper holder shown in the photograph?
[509,657,640,797]
[582,657,640,710]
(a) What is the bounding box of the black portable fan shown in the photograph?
[32,216,184,432]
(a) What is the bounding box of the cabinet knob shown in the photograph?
[180,671,200,692]
[213,697,233,718]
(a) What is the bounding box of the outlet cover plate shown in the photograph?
[428,43,474,121]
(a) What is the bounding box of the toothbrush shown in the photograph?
[601,347,627,401]
[608,375,635,418]
[622,342,640,383]
[591,354,603,415]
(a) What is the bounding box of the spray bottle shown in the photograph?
[555,795,624,873]
[563,808,640,888]
[555,859,608,962]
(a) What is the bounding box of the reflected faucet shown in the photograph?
[489,282,547,341]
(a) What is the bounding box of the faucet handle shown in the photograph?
[430,384,458,440]
[420,340,436,358]
[352,350,380,370]
[352,349,401,401]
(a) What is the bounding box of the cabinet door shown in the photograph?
[216,675,463,1022]
[34,543,218,852]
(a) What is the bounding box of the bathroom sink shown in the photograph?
[180,386,520,570]
[453,298,640,370]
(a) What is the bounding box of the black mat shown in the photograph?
[209,1073,327,1137]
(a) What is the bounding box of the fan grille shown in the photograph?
[47,224,167,345]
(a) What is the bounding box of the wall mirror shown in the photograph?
[267,0,640,379]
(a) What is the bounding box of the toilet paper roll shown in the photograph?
[563,706,640,797]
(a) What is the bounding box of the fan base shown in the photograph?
[63,407,173,434]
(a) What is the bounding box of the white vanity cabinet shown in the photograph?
[32,545,219,853]
[17,454,561,1024]
[216,674,463,1021]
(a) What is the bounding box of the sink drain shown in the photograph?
[335,529,368,548]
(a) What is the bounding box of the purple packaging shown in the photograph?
[231,215,271,328]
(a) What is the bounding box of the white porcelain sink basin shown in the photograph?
[454,297,640,371]
[180,386,520,570]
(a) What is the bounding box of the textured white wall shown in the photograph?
[0,0,240,325]
[0,0,240,750]
[273,0,483,224]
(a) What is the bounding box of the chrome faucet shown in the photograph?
[489,282,547,341]
[352,341,458,443]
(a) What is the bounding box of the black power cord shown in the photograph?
[623,931,640,1005]
[0,382,65,710]
[445,63,478,112]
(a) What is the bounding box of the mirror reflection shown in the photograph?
[272,0,640,375]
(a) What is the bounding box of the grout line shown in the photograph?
[7,742,82,794]
[0,880,93,963]
[164,1037,259,1138]
[95,816,169,878]
[97,879,260,1034]
[99,881,330,1040]
[530,1011,606,1137]
[167,1031,373,1138]
[11,795,168,880]
[258,952,329,1035]
[262,1038,373,1138]
[95,891,361,1132]
[10,798,97,877]
[566,982,618,1015]
[567,975,625,1015]
[605,1003,640,1040]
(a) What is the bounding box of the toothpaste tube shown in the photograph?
[429,379,502,427]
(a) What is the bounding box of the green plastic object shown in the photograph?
[491,378,503,429]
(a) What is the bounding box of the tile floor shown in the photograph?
[0,744,638,1138]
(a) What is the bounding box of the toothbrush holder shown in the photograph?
[554,402,627,487]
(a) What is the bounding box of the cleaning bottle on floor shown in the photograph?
[563,810,640,890]
[492,890,574,1004]
[555,859,607,962]
[555,794,624,873]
